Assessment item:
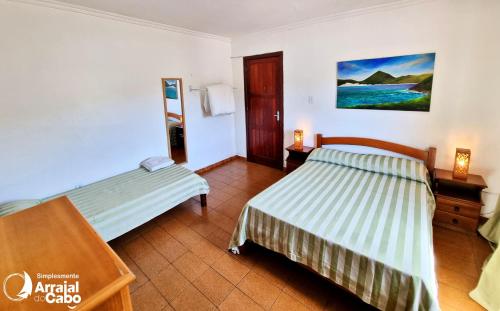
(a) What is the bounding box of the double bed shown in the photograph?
[229,135,439,311]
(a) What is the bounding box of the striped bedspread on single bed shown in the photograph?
[45,164,209,241]
[229,148,438,311]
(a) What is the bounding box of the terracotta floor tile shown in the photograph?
[436,265,477,292]
[433,227,473,249]
[237,271,281,310]
[438,282,484,311]
[219,185,242,196]
[435,243,478,278]
[225,194,251,207]
[227,246,260,269]
[171,208,201,226]
[205,196,224,209]
[150,265,190,303]
[212,253,250,285]
[471,236,493,273]
[142,226,187,263]
[206,227,233,250]
[114,247,148,293]
[231,179,258,191]
[219,288,265,311]
[250,252,292,289]
[203,171,228,182]
[131,282,167,311]
[208,179,227,190]
[208,210,238,233]
[123,236,170,279]
[165,221,205,248]
[440,302,462,311]
[271,292,309,311]
[190,219,220,237]
[209,189,233,202]
[173,251,209,282]
[324,288,374,311]
[161,304,174,311]
[158,217,187,235]
[187,203,211,217]
[190,239,225,265]
[283,270,330,311]
[434,237,476,262]
[193,268,235,305]
[170,283,217,311]
[216,201,245,219]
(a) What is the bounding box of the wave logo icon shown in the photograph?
[3,271,33,302]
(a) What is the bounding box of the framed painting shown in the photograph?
[337,53,435,111]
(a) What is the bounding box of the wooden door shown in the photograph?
[244,51,284,169]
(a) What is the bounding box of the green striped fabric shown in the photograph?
[0,165,209,241]
[307,148,431,186]
[229,149,438,311]
[49,165,209,241]
[0,200,42,216]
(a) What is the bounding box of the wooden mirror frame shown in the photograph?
[162,78,187,163]
[315,134,436,173]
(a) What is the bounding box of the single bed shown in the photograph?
[229,135,438,311]
[1,164,209,241]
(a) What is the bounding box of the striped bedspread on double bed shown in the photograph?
[229,148,439,311]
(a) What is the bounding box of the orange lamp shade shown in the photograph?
[453,148,471,179]
[294,129,304,150]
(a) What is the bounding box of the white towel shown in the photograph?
[140,157,174,172]
[206,84,235,116]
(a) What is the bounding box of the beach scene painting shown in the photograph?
[337,53,435,111]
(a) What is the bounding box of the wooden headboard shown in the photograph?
[315,134,437,173]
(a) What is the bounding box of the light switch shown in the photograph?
[308,96,313,105]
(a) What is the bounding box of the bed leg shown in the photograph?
[200,194,207,207]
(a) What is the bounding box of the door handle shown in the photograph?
[274,111,280,122]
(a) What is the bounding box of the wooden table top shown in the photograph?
[434,168,487,189]
[285,144,315,154]
[0,197,134,310]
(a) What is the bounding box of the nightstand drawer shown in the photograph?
[436,198,479,218]
[434,210,478,231]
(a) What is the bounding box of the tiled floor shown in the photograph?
[109,158,492,311]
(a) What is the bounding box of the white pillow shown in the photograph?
[140,157,175,172]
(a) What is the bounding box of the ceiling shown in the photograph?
[57,0,402,38]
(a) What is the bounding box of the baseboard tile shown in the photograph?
[195,155,244,174]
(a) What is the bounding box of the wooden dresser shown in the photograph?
[285,145,314,174]
[0,197,135,310]
[433,168,487,233]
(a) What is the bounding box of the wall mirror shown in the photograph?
[162,78,187,164]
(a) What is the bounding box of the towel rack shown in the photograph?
[189,85,237,92]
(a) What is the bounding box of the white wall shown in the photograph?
[0,0,234,203]
[232,0,500,215]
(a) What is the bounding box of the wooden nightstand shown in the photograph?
[433,168,487,233]
[285,145,314,174]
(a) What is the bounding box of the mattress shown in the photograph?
[229,148,438,311]
[0,165,209,241]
